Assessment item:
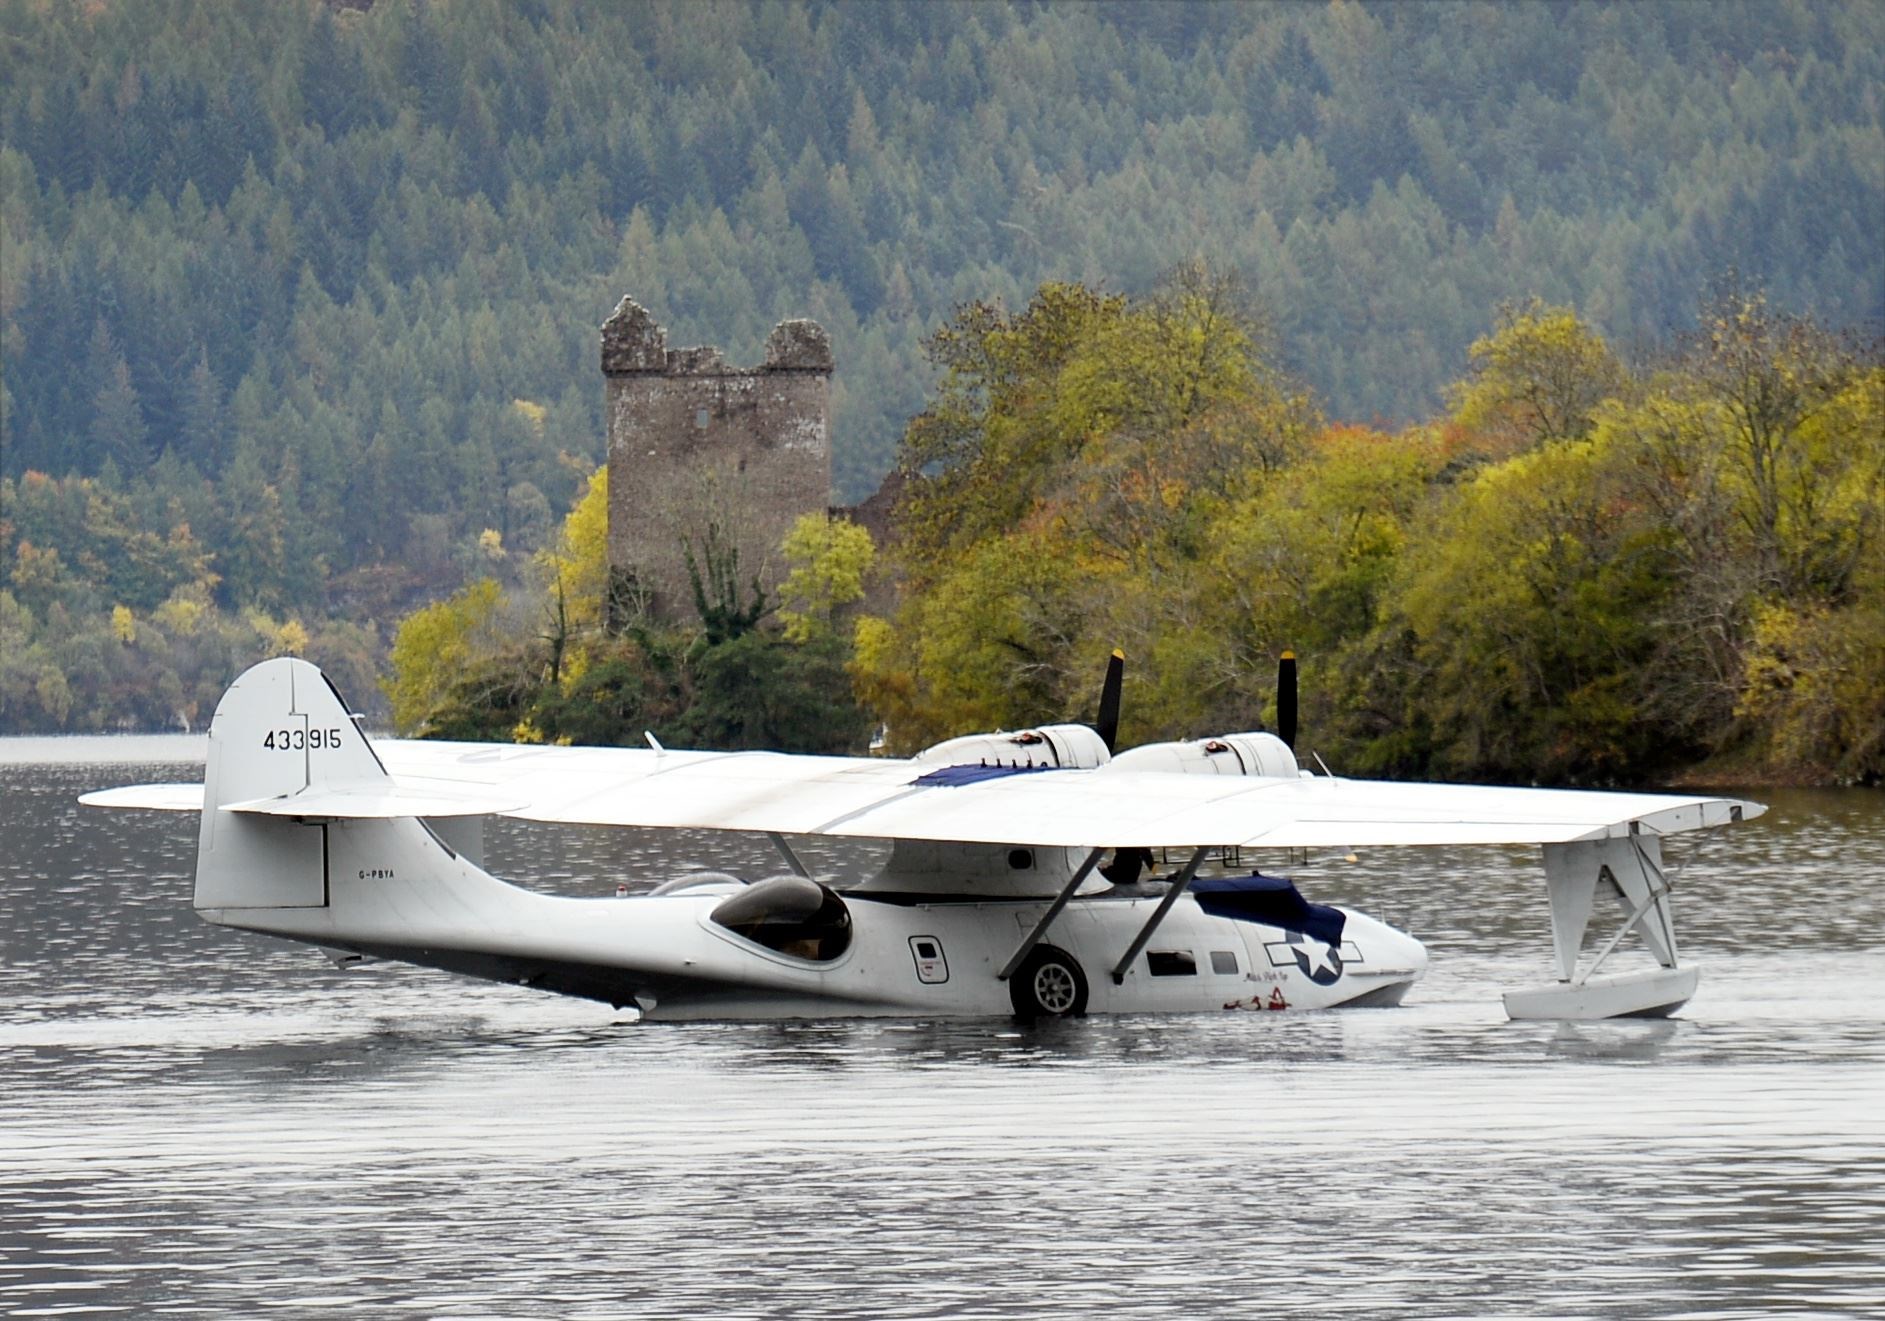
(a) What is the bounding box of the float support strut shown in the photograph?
[1111,848,1209,984]
[998,848,1105,982]
[1579,876,1673,985]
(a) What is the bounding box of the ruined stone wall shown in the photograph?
[602,297,833,622]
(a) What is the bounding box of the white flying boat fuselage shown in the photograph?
[82,657,1762,1023]
[200,823,1428,1020]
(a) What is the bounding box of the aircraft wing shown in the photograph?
[75,777,521,818]
[374,739,1762,848]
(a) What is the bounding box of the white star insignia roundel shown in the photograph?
[1265,931,1346,986]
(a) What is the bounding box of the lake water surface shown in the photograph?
[2,740,1882,1319]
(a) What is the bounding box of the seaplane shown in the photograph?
[81,654,1763,1022]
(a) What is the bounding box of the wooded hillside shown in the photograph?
[2,0,1880,748]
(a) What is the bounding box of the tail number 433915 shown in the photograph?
[263,728,344,750]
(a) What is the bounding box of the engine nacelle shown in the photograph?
[1103,731,1301,779]
[912,724,1112,770]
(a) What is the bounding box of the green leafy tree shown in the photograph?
[1204,425,1443,744]
[1376,436,1676,781]
[528,653,657,747]
[863,270,1317,749]
[420,652,541,742]
[777,513,876,644]
[383,578,507,733]
[1450,298,1628,449]
[678,631,873,754]
[1588,297,1884,756]
[1737,592,1885,783]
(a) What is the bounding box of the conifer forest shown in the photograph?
[1,0,1880,782]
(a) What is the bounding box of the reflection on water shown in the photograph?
[2,749,1882,1318]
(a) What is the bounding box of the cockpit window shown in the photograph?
[709,876,853,961]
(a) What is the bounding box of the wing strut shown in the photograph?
[997,848,1105,982]
[768,832,811,879]
[1110,848,1209,984]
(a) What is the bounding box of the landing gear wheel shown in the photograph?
[1011,945,1089,1019]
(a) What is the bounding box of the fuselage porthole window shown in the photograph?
[1147,950,1198,977]
[1210,950,1240,975]
[909,935,949,984]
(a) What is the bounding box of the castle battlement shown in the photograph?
[602,298,833,623]
[602,298,834,378]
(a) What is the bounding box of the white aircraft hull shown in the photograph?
[202,814,1425,1020]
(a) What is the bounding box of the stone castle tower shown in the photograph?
[601,297,833,622]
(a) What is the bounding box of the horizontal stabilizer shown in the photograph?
[78,784,204,812]
[224,780,527,819]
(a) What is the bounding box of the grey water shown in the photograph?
[2,740,1882,1320]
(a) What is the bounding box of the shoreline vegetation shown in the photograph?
[380,273,1885,789]
[2,2,1880,785]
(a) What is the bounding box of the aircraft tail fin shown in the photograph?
[194,657,385,910]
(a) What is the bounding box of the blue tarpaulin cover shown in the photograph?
[1192,873,1347,947]
[910,763,1060,788]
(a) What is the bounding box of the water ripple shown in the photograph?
[3,762,1882,1318]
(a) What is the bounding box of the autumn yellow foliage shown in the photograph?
[860,280,1884,782]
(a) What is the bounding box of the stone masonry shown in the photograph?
[601,297,833,623]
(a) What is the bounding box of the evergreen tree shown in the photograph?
[89,358,149,478]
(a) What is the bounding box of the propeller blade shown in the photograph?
[1276,651,1298,750]
[1096,649,1125,754]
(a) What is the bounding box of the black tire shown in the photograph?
[1010,945,1089,1019]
